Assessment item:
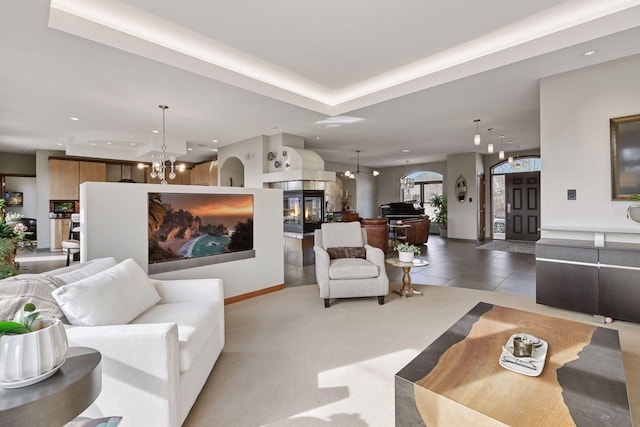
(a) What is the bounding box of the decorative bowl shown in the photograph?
[0,317,68,385]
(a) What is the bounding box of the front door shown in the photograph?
[506,172,540,241]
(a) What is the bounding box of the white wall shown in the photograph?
[446,153,482,240]
[80,182,284,298]
[218,135,267,188]
[540,53,640,243]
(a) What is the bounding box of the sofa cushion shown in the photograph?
[43,257,117,285]
[131,301,219,372]
[52,258,161,326]
[328,258,379,279]
[326,246,366,260]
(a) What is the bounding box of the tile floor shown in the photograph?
[15,235,536,300]
[285,235,537,299]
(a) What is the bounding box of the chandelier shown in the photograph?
[401,161,414,189]
[150,105,176,184]
[344,150,380,178]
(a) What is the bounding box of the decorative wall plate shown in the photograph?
[274,160,281,168]
[282,150,287,157]
[267,152,275,161]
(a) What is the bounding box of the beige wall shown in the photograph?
[540,53,640,243]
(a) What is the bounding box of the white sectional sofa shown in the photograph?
[39,257,225,427]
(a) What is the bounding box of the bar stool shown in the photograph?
[61,214,80,266]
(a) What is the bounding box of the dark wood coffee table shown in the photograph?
[396,302,632,426]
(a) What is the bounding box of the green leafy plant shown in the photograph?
[394,242,421,254]
[429,194,447,229]
[0,303,41,336]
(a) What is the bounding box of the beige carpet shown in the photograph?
[184,284,640,426]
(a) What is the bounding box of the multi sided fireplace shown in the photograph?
[283,190,324,233]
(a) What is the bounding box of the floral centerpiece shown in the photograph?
[0,199,33,278]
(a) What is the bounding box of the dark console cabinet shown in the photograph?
[598,249,640,323]
[536,239,640,323]
[536,243,599,314]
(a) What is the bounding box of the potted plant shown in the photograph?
[429,194,448,238]
[394,242,421,263]
[0,303,68,387]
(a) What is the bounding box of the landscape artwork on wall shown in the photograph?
[148,192,254,273]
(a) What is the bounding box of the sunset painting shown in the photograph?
[148,192,254,264]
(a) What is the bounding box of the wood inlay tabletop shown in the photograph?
[395,302,632,426]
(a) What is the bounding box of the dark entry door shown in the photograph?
[506,172,540,241]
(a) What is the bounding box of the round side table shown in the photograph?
[0,346,102,426]
[385,258,430,298]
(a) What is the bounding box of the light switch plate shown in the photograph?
[568,189,576,200]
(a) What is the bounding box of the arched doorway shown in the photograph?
[490,156,541,241]
[220,157,244,187]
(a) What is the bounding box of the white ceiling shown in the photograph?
[1,0,640,168]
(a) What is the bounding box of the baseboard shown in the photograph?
[224,284,286,305]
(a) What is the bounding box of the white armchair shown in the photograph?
[314,222,389,307]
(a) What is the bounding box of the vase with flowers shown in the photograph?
[0,199,33,278]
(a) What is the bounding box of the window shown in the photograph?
[401,171,443,219]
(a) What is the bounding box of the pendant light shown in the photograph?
[507,141,514,164]
[344,150,379,178]
[498,135,505,160]
[150,105,176,184]
[473,119,481,146]
[401,160,415,189]
[487,128,494,154]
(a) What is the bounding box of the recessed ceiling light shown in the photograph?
[90,143,96,146]
[152,130,159,134]
[57,143,64,146]
[130,142,136,146]
[583,50,597,56]
[402,149,410,153]
[212,139,219,143]
[107,141,112,145]
[316,136,320,140]
[70,117,80,121]
[187,147,193,151]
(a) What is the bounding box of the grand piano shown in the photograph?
[379,202,425,221]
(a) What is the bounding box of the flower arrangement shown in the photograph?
[394,242,421,254]
[1,199,33,278]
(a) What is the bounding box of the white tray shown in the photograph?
[499,334,547,377]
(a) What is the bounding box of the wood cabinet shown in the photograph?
[536,239,640,323]
[50,218,70,251]
[190,161,218,186]
[50,159,106,200]
[50,159,80,199]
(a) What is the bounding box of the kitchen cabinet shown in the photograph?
[50,218,70,251]
[190,161,218,186]
[49,159,106,200]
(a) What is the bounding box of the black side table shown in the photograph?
[0,347,102,426]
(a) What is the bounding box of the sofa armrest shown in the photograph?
[151,278,224,305]
[313,246,331,297]
[365,244,385,266]
[65,322,181,426]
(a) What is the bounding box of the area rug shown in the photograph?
[476,240,536,254]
